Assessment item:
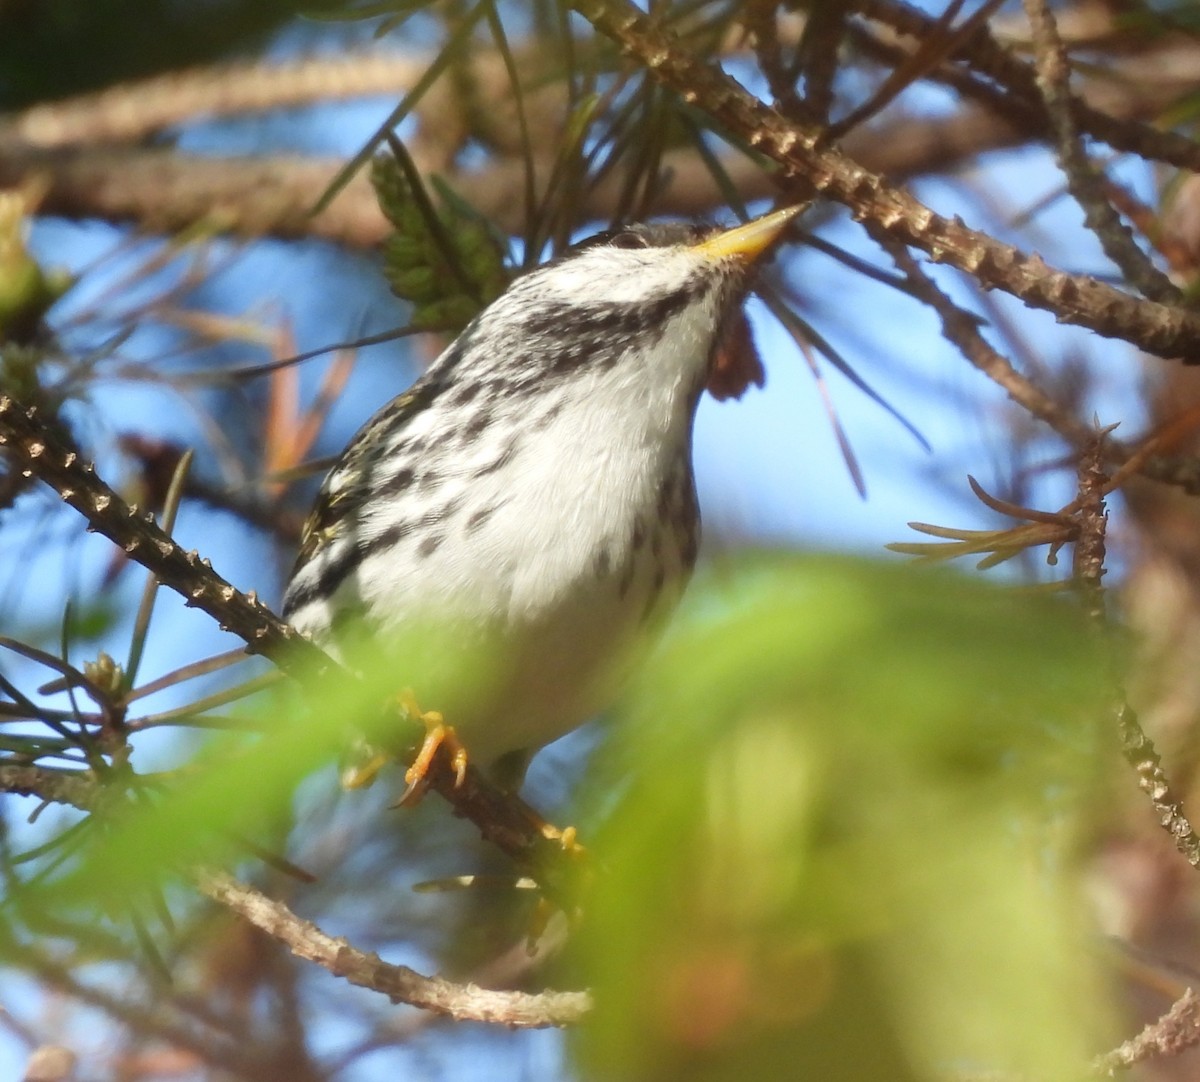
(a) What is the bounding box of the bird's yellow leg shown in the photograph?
[545,824,580,852]
[397,690,468,806]
[516,799,584,855]
[340,743,392,790]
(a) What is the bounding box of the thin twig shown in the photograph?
[877,233,1097,447]
[853,0,1200,174]
[126,450,194,689]
[827,0,1004,141]
[1,762,593,1025]
[123,648,251,705]
[1070,432,1200,870]
[1092,987,1200,1073]
[1021,0,1181,304]
[196,869,591,1027]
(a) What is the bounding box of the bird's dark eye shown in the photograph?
[568,229,618,253]
[608,231,649,250]
[565,226,652,256]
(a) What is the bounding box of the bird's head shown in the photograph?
[442,205,802,404]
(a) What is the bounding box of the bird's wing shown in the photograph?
[291,382,437,571]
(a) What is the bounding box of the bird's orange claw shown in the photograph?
[397,692,468,806]
[523,811,583,856]
[340,745,392,790]
[548,824,585,856]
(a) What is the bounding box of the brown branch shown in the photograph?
[197,870,591,1027]
[0,54,430,150]
[0,106,1034,247]
[1021,0,1181,304]
[1072,427,1110,618]
[1091,987,1200,1073]
[0,147,390,248]
[874,253,1200,496]
[854,0,1200,173]
[3,7,1197,256]
[1066,432,1200,870]
[2,758,592,1026]
[0,397,318,664]
[847,17,1054,146]
[879,235,1097,447]
[0,763,107,813]
[1118,703,1200,870]
[569,0,1200,362]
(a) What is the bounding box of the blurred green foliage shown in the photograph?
[5,556,1118,1079]
[10,616,499,910]
[579,557,1114,1081]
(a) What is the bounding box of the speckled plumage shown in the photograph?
[282,210,794,783]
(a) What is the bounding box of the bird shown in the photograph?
[281,204,801,797]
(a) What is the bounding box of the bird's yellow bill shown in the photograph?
[692,204,803,262]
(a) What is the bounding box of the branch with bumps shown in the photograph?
[1068,432,1200,872]
[0,398,317,664]
[570,0,1200,362]
[1020,0,1181,305]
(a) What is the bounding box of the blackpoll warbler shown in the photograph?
[283,204,801,793]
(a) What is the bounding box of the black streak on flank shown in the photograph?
[285,536,374,616]
[451,380,483,407]
[359,520,412,562]
[461,412,491,442]
[414,495,466,530]
[465,504,502,533]
[378,467,415,496]
[531,401,564,431]
[417,468,443,491]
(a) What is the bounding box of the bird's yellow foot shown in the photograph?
[517,800,585,856]
[340,745,393,790]
[396,691,467,806]
[541,823,584,856]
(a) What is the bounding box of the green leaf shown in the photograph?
[578,556,1114,1081]
[372,144,508,331]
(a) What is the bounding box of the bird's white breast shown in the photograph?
[344,291,721,758]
